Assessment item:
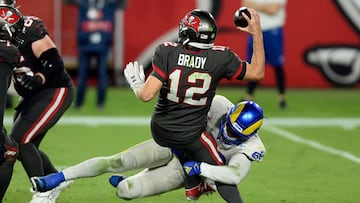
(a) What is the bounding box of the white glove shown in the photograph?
[124,61,145,92]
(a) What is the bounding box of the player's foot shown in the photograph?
[185,181,214,201]
[279,100,286,109]
[29,180,72,203]
[30,190,55,203]
[109,175,126,188]
[31,172,66,192]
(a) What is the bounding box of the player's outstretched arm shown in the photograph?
[184,153,252,185]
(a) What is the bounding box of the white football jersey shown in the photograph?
[206,95,266,162]
[201,95,266,185]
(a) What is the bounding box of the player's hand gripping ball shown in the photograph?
[234,7,251,28]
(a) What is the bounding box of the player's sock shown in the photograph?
[31,172,65,192]
[109,175,126,188]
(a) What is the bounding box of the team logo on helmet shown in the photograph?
[219,101,264,146]
[183,14,201,33]
[0,6,20,24]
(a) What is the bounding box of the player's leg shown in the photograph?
[12,88,73,178]
[64,139,172,179]
[185,132,243,203]
[95,51,109,109]
[75,51,90,109]
[115,156,184,199]
[31,139,172,192]
[0,134,18,201]
[266,27,286,108]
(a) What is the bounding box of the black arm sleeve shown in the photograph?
[38,48,65,81]
[236,61,247,80]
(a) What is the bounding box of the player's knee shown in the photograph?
[5,146,18,163]
[5,137,18,163]
[116,178,143,199]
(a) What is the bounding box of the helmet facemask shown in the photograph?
[219,101,264,146]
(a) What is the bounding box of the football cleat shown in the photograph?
[31,172,65,192]
[185,181,214,201]
[29,180,73,203]
[109,175,126,188]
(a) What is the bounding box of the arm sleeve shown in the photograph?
[38,48,65,81]
[200,153,251,185]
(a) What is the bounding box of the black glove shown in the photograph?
[0,129,7,165]
[21,75,43,91]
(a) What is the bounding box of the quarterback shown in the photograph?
[31,95,266,201]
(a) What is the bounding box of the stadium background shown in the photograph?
[15,0,360,88]
[3,1,360,202]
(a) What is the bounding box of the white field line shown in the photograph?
[4,116,360,127]
[4,116,360,164]
[263,125,360,164]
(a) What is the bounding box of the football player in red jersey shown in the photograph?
[0,1,75,202]
[0,1,21,201]
[123,8,264,202]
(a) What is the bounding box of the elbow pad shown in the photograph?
[39,48,64,80]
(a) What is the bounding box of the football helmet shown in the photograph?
[178,9,218,49]
[0,4,23,40]
[0,0,15,6]
[219,101,264,145]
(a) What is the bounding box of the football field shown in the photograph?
[3,87,360,203]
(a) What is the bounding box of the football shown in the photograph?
[234,7,251,28]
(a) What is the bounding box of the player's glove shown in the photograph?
[124,61,145,94]
[21,75,43,91]
[183,161,202,176]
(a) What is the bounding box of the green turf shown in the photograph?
[3,87,360,203]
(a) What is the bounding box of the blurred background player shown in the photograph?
[31,95,266,202]
[242,0,287,109]
[0,1,75,202]
[0,1,21,201]
[123,8,264,202]
[65,0,127,110]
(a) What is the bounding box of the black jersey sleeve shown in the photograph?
[222,47,246,80]
[151,43,169,83]
[21,16,48,46]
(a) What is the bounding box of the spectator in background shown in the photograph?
[65,0,127,110]
[242,0,287,109]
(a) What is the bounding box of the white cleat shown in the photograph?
[29,180,73,203]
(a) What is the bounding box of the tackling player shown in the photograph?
[0,1,21,201]
[123,8,264,202]
[31,95,266,201]
[0,1,75,202]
